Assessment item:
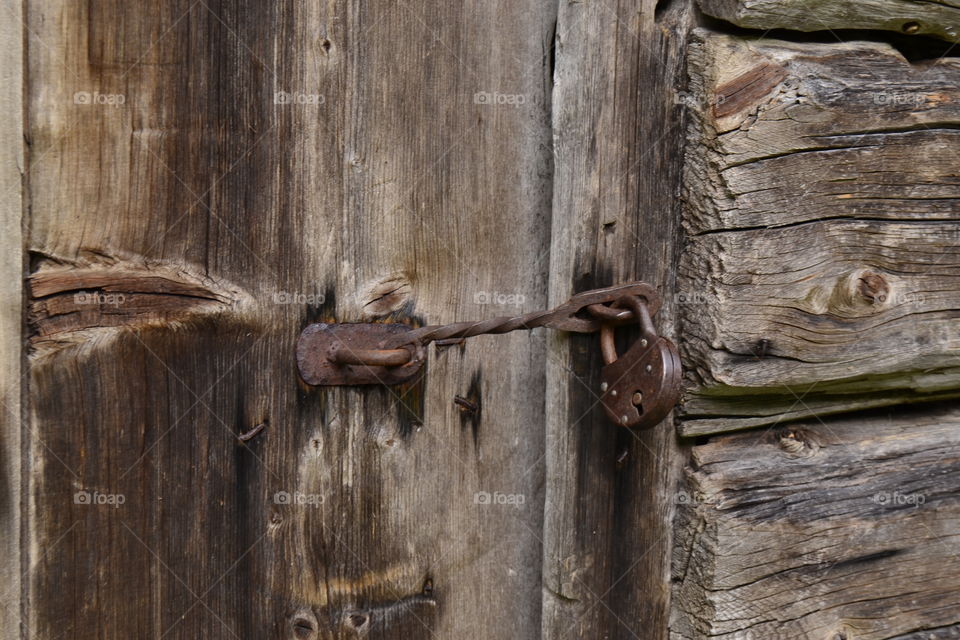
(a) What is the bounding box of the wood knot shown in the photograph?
[290,610,318,639]
[776,428,820,457]
[857,271,890,305]
[346,612,368,630]
[820,269,900,318]
[360,274,413,318]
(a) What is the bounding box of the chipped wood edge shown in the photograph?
[27,253,255,360]
[1,0,22,637]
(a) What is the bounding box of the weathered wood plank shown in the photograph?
[542,0,694,637]
[698,0,960,43]
[0,0,22,637]
[684,34,960,232]
[679,33,960,435]
[25,1,554,638]
[671,402,960,639]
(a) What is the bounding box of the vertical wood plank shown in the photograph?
[25,1,555,639]
[543,0,693,637]
[0,0,22,637]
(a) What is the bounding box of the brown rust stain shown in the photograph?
[713,61,789,120]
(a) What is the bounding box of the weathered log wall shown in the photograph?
[679,33,960,436]
[673,403,960,639]
[673,12,960,640]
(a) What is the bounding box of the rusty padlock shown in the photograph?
[599,295,682,429]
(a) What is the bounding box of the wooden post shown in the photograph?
[542,0,694,637]
[0,0,22,637]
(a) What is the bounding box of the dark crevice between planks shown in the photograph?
[696,11,960,62]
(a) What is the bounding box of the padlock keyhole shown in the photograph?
[632,391,644,415]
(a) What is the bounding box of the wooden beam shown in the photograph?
[672,403,960,638]
[679,32,960,435]
[542,0,694,637]
[698,0,960,43]
[0,0,22,637]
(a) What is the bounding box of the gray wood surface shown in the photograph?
[24,1,555,638]
[672,402,960,639]
[679,32,960,435]
[542,0,694,637]
[698,0,960,43]
[0,0,22,637]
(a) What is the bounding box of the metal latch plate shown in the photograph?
[296,323,426,386]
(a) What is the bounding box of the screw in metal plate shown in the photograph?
[645,364,652,373]
[610,389,617,397]
[632,392,642,406]
[640,338,648,347]
[600,382,608,393]
[620,415,629,425]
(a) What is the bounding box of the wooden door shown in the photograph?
[4,1,959,639]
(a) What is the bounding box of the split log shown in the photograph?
[672,402,960,639]
[679,32,960,435]
[698,0,960,43]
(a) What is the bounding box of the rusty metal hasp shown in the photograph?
[296,281,682,429]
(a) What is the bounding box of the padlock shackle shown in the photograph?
[599,295,656,365]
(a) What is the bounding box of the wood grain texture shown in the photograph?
[671,402,960,639]
[679,33,960,435]
[698,0,960,43]
[542,0,694,637]
[0,0,22,637]
[24,1,555,638]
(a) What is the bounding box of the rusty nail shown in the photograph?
[238,422,267,442]
[616,449,629,466]
[454,395,479,414]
